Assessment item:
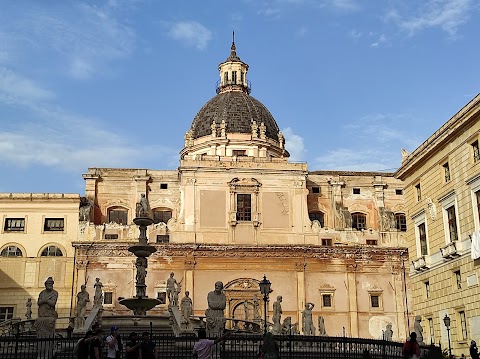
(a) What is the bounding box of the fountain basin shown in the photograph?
[128,244,156,258]
[119,297,163,316]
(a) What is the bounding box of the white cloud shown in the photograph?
[296,26,308,37]
[283,127,306,162]
[313,148,398,171]
[348,29,362,41]
[328,0,360,12]
[370,34,387,47]
[388,0,474,36]
[0,68,54,105]
[167,21,212,50]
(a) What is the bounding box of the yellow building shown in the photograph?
[395,94,480,355]
[0,193,79,322]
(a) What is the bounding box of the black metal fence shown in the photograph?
[0,333,441,359]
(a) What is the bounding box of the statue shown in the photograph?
[136,194,149,217]
[253,294,261,321]
[79,197,93,222]
[278,131,284,149]
[173,280,182,307]
[205,281,226,337]
[414,315,424,345]
[25,298,32,320]
[166,272,179,306]
[251,120,258,138]
[211,120,217,137]
[302,302,315,336]
[244,301,249,321]
[272,295,282,334]
[93,278,103,308]
[35,277,58,339]
[184,130,194,147]
[180,291,193,328]
[220,119,226,137]
[401,148,410,162]
[75,284,90,330]
[384,323,393,341]
[259,122,266,139]
[318,316,327,336]
[135,257,147,287]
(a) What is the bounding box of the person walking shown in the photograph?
[471,340,479,359]
[192,328,230,359]
[90,326,105,359]
[139,331,157,359]
[125,332,141,359]
[402,332,420,359]
[106,326,122,359]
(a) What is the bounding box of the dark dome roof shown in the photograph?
[190,91,280,140]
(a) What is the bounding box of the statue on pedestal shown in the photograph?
[253,294,261,321]
[205,281,226,337]
[414,315,424,345]
[35,277,58,337]
[136,194,150,218]
[302,302,315,336]
[180,291,193,328]
[166,272,179,306]
[136,257,147,287]
[25,298,32,320]
[272,295,283,334]
[93,278,103,308]
[318,316,327,336]
[75,285,90,330]
[384,323,393,341]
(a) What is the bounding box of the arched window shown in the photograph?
[395,213,407,232]
[108,207,128,225]
[41,246,63,257]
[309,211,325,227]
[153,209,172,224]
[351,212,367,230]
[1,245,23,257]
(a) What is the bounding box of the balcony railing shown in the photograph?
[216,79,251,94]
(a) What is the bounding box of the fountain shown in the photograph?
[119,194,162,315]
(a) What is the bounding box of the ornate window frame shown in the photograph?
[228,178,262,227]
[368,286,383,311]
[319,284,335,311]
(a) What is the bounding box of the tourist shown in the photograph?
[74,330,93,359]
[106,326,121,359]
[259,332,280,359]
[402,332,420,359]
[139,331,157,359]
[125,332,141,359]
[90,326,105,359]
[471,340,479,359]
[193,328,230,359]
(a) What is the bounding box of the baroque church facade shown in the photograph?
[1,41,410,340]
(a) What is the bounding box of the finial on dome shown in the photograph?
[230,31,237,58]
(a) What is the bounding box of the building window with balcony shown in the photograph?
[4,218,25,232]
[415,183,422,201]
[40,245,63,257]
[44,218,64,232]
[352,213,366,230]
[236,194,252,221]
[418,223,428,256]
[454,270,462,289]
[309,211,325,227]
[153,210,172,224]
[447,206,458,242]
[108,208,128,225]
[443,162,451,182]
[1,245,23,257]
[395,213,407,232]
[472,140,480,162]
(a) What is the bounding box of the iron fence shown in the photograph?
[0,332,441,358]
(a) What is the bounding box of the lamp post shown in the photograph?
[259,274,271,335]
[443,314,452,358]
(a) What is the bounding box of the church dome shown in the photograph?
[189,91,279,140]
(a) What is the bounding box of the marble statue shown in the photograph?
[278,131,284,149]
[136,193,149,217]
[414,315,424,345]
[251,120,258,138]
[35,277,58,338]
[318,316,327,336]
[253,294,261,321]
[272,295,283,334]
[384,323,393,341]
[211,120,217,137]
[93,278,103,308]
[259,122,266,139]
[180,291,193,327]
[173,280,182,307]
[79,197,93,222]
[184,130,194,147]
[302,302,315,336]
[25,298,32,320]
[166,272,179,306]
[220,119,226,137]
[75,284,90,329]
[205,281,226,337]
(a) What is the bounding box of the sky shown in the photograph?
[0,0,479,194]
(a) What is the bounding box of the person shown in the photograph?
[192,328,230,359]
[206,281,227,337]
[362,349,372,359]
[106,326,121,359]
[74,330,93,359]
[403,332,420,359]
[90,326,105,359]
[471,340,480,359]
[125,332,141,359]
[139,331,157,359]
[259,332,280,359]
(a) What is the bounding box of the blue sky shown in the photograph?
[0,0,479,194]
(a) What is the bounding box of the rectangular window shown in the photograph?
[428,318,434,344]
[108,210,128,225]
[240,71,244,83]
[353,188,361,194]
[156,235,169,243]
[419,223,428,255]
[322,294,332,307]
[232,71,237,84]
[44,218,64,232]
[395,214,407,232]
[443,162,451,182]
[157,292,166,304]
[472,140,480,162]
[476,190,480,222]
[309,212,325,227]
[370,295,380,308]
[0,307,14,321]
[395,189,403,195]
[160,183,168,189]
[366,239,378,245]
[425,281,430,298]
[447,206,458,242]
[312,187,320,194]
[153,210,172,224]
[232,150,246,157]
[224,72,229,83]
[104,292,113,305]
[321,238,332,246]
[352,213,366,230]
[4,218,25,232]
[415,183,422,201]
[236,194,252,221]
[454,270,462,289]
[104,234,118,240]
[459,311,468,340]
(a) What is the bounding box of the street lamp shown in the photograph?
[259,274,271,335]
[443,314,452,358]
